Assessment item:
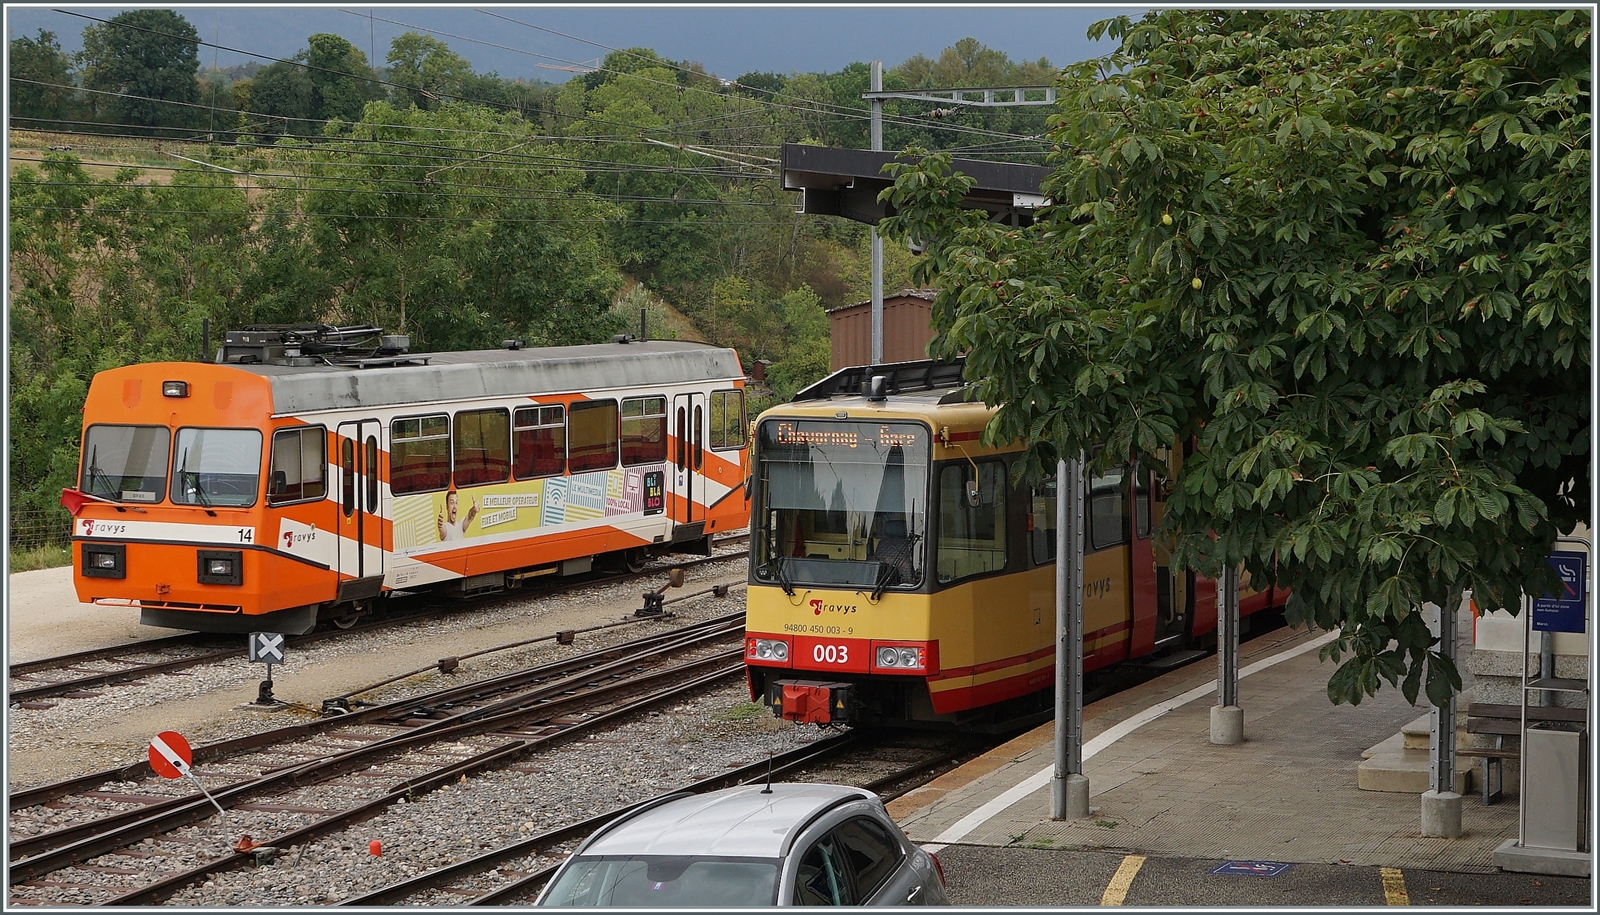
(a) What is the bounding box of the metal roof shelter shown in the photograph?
[780,143,1051,227]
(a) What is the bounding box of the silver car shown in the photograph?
[536,783,949,907]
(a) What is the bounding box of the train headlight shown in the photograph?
[748,638,790,663]
[161,380,190,398]
[83,544,126,579]
[197,549,243,585]
[874,645,926,671]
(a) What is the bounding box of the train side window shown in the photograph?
[568,400,619,473]
[513,405,565,479]
[1030,474,1058,566]
[709,390,746,450]
[268,426,326,506]
[390,414,450,495]
[1088,465,1130,551]
[936,461,1008,584]
[365,436,379,510]
[693,404,704,469]
[453,408,510,488]
[620,396,667,466]
[675,406,687,470]
[341,438,355,516]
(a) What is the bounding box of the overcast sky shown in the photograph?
[6,4,1134,82]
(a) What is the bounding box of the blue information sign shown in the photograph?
[1209,861,1292,877]
[1531,551,1587,634]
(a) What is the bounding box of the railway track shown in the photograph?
[7,538,749,704]
[335,728,994,907]
[7,613,754,906]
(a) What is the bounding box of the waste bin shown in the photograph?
[1524,722,1587,852]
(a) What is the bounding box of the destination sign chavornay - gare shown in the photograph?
[766,421,926,451]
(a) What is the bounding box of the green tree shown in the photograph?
[305,33,380,123]
[79,9,201,131]
[386,32,473,109]
[879,9,1591,707]
[297,102,620,351]
[246,61,315,139]
[9,29,75,126]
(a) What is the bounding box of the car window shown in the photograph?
[832,816,904,900]
[792,834,856,905]
[540,855,778,907]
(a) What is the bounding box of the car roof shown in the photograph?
[580,784,875,859]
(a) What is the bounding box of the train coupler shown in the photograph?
[766,679,853,725]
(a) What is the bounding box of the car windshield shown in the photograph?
[80,424,171,503]
[170,428,263,507]
[753,419,929,594]
[540,855,779,907]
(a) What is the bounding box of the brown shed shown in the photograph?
[827,289,937,370]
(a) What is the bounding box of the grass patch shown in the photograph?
[10,544,73,572]
[720,701,770,721]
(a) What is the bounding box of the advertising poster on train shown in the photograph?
[391,465,668,550]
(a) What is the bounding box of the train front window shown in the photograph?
[170,428,263,507]
[753,420,928,592]
[81,424,171,503]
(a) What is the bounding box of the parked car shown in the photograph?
[536,783,949,906]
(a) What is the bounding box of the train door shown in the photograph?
[671,393,705,526]
[336,419,385,600]
[1146,447,1191,648]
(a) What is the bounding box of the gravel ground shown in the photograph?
[6,547,748,789]
[7,545,849,906]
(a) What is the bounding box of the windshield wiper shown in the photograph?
[85,445,119,498]
[179,447,211,507]
[764,557,796,597]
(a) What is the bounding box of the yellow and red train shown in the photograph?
[743,359,1283,727]
[64,325,749,634]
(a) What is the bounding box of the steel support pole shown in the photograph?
[1422,594,1463,837]
[869,61,884,366]
[1052,455,1088,819]
[1430,599,1459,795]
[1210,566,1243,744]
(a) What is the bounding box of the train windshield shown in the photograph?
[170,428,264,507]
[80,425,172,503]
[754,419,929,592]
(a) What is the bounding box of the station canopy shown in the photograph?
[780,143,1051,227]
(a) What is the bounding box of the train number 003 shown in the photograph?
[812,644,849,664]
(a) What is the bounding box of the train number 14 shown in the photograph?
[813,644,849,664]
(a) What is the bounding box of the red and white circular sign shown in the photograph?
[148,731,193,779]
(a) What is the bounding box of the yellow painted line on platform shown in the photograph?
[1100,854,1146,906]
[1380,867,1409,906]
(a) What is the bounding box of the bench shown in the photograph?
[1460,702,1588,805]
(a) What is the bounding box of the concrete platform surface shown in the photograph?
[6,566,176,663]
[887,621,1594,906]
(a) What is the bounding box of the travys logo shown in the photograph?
[810,599,858,616]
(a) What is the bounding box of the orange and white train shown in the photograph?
[63,325,749,634]
[743,359,1284,727]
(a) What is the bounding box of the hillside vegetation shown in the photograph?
[9,13,1061,552]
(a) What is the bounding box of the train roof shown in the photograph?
[222,340,742,415]
[758,357,1000,433]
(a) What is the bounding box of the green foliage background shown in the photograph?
[879,9,1591,706]
[8,15,1055,552]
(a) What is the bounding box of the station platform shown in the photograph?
[886,622,1593,906]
